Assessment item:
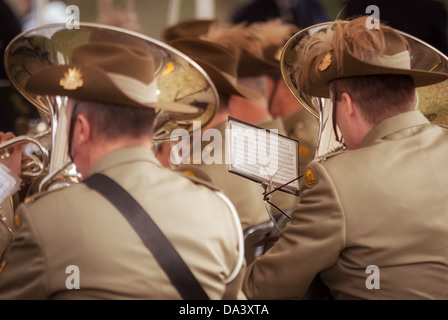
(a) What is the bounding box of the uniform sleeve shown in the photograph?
[222,259,247,300]
[242,161,346,299]
[0,203,49,299]
[213,191,248,300]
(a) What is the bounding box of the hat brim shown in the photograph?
[194,57,262,100]
[238,52,279,77]
[25,64,199,114]
[163,19,216,42]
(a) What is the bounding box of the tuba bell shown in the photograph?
[280,22,448,158]
[4,22,218,199]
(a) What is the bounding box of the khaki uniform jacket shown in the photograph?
[0,147,245,300]
[0,198,14,262]
[243,111,448,299]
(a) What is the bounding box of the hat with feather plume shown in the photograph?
[283,16,448,98]
[168,21,261,99]
[239,18,298,77]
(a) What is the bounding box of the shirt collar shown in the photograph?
[90,146,161,174]
[360,110,430,148]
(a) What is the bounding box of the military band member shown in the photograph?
[243,16,448,299]
[0,42,245,300]
[166,20,306,232]
[239,19,319,215]
[167,24,274,231]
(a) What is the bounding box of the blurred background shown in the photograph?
[3,0,339,39]
[4,0,446,48]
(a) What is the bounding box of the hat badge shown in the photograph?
[59,67,84,90]
[318,51,333,71]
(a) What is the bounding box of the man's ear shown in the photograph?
[340,92,356,118]
[74,114,91,145]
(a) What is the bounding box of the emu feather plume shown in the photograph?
[200,22,261,58]
[248,18,298,51]
[293,16,399,91]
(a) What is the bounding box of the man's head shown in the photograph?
[329,74,416,149]
[229,76,270,123]
[67,100,155,176]
[282,16,448,149]
[267,76,303,117]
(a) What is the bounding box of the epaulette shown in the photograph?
[23,185,72,205]
[177,168,222,193]
[314,145,347,163]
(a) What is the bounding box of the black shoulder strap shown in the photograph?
[83,173,209,300]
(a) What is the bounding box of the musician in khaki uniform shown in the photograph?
[243,16,448,299]
[243,19,319,177]
[166,20,301,230]
[0,42,245,299]
[167,27,273,230]
[228,20,301,218]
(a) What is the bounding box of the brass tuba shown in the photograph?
[280,22,448,158]
[0,129,50,180]
[3,22,218,198]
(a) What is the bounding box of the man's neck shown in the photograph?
[86,136,153,175]
[205,108,229,130]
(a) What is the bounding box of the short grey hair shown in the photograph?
[74,100,156,141]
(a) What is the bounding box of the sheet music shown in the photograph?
[225,118,299,195]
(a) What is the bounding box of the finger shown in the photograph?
[0,131,14,143]
[1,132,21,155]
